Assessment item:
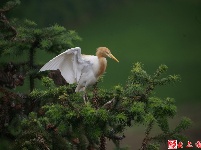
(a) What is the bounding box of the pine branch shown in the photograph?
[0,87,25,99]
[0,3,18,40]
[0,0,20,13]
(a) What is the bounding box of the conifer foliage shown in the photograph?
[0,1,191,150]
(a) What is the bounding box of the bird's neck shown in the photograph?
[97,57,107,77]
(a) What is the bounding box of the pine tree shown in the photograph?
[0,1,191,150]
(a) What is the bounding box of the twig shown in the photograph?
[99,135,106,150]
[102,98,115,109]
[139,120,154,150]
[29,40,39,92]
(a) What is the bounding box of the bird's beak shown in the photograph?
[108,53,119,62]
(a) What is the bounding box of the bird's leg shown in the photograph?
[83,92,87,104]
[92,82,98,109]
[82,87,88,104]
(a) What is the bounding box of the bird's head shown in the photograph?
[96,47,119,62]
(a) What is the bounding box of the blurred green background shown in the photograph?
[1,0,201,149]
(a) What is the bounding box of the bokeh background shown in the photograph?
[2,0,201,149]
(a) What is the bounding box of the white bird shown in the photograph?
[40,47,119,92]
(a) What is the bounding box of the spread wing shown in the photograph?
[40,47,92,84]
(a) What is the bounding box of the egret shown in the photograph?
[40,47,119,93]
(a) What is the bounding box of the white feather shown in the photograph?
[40,47,100,92]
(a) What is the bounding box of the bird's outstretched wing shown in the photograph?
[40,47,91,84]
